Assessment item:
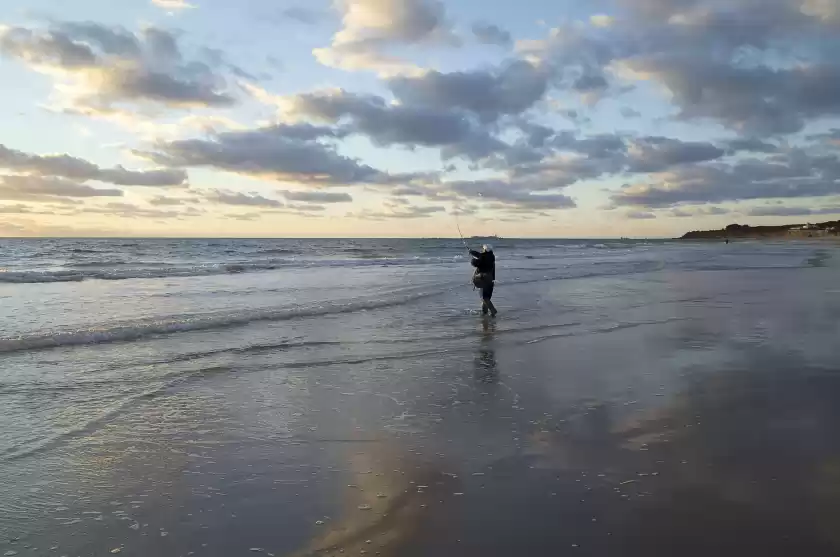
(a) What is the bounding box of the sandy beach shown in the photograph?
[2,239,840,556]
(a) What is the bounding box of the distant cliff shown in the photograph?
[681,220,840,240]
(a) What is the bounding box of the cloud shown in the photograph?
[151,0,196,10]
[747,205,840,217]
[499,133,720,183]
[281,89,505,156]
[148,195,192,206]
[0,22,239,117]
[807,129,840,146]
[314,0,459,74]
[627,56,840,135]
[590,15,615,28]
[0,203,43,214]
[445,179,576,210]
[136,123,386,185]
[472,23,512,47]
[511,0,840,135]
[0,143,187,186]
[80,201,190,219]
[620,107,641,118]
[0,175,123,201]
[626,210,656,219]
[204,189,284,208]
[725,138,780,154]
[625,136,725,172]
[225,212,263,221]
[351,204,446,220]
[612,0,840,135]
[610,150,840,208]
[279,190,352,203]
[282,7,327,25]
[388,60,550,122]
[697,206,730,216]
[670,206,731,217]
[551,132,627,159]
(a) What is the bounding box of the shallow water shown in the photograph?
[2,238,839,556]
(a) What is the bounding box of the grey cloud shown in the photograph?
[626,136,725,172]
[626,210,656,219]
[725,138,779,154]
[352,205,446,220]
[620,107,641,118]
[628,56,840,135]
[287,203,327,212]
[285,89,504,155]
[392,185,435,197]
[807,129,840,144]
[572,73,608,93]
[610,151,840,208]
[509,153,622,188]
[56,21,142,57]
[226,212,263,221]
[0,26,97,68]
[747,206,840,217]
[472,23,512,47]
[282,7,327,25]
[384,197,411,207]
[552,132,627,159]
[389,60,550,122]
[279,190,352,203]
[95,202,183,218]
[698,206,730,216]
[0,175,123,200]
[0,144,187,186]
[75,201,191,219]
[205,190,284,208]
[516,121,556,148]
[148,195,190,206]
[0,22,239,113]
[137,124,384,185]
[521,0,840,135]
[0,204,37,214]
[670,206,730,217]
[446,179,576,209]
[491,133,728,188]
[613,0,840,135]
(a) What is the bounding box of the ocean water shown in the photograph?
[2,238,840,556]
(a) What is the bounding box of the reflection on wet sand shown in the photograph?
[474,318,498,384]
[519,347,840,555]
[296,451,460,557]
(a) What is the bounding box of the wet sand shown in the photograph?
[3,267,840,556]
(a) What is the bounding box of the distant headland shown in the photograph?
[681,220,840,240]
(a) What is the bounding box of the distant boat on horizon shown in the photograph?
[469,234,502,240]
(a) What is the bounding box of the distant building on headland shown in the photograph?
[788,227,829,238]
[788,223,836,238]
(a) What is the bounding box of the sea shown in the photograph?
[2,238,840,556]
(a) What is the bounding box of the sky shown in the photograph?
[0,0,838,238]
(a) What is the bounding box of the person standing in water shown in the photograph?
[469,244,497,316]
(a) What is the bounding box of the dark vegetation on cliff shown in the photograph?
[681,220,840,239]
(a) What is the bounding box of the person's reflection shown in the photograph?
[474,317,499,383]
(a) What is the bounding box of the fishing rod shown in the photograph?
[453,210,469,250]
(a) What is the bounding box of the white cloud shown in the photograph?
[313,0,459,75]
[151,0,196,10]
[0,22,239,120]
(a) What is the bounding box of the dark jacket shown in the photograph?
[470,250,495,281]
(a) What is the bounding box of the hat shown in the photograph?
[482,244,493,252]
